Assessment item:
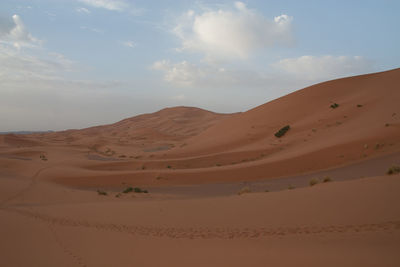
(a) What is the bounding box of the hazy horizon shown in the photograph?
[1,0,399,131]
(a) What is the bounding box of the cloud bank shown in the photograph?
[274,55,373,81]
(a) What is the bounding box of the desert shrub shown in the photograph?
[323,176,332,183]
[237,186,251,195]
[330,103,339,109]
[134,187,148,193]
[167,165,172,169]
[357,104,363,107]
[387,165,400,175]
[288,185,295,190]
[40,154,48,161]
[123,187,134,193]
[97,190,107,196]
[309,178,319,186]
[274,125,290,138]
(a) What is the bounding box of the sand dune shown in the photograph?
[1,69,400,266]
[15,68,397,188]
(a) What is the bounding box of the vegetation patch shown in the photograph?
[237,186,251,195]
[134,187,148,193]
[274,125,290,138]
[387,165,400,175]
[39,154,47,161]
[330,103,339,109]
[122,186,148,193]
[123,187,134,193]
[323,176,332,183]
[309,178,319,186]
[97,190,108,196]
[357,104,363,107]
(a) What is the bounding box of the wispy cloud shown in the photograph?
[0,14,42,49]
[120,40,136,48]
[77,0,144,15]
[274,55,374,81]
[80,26,104,34]
[76,7,91,14]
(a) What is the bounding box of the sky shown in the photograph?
[0,0,399,131]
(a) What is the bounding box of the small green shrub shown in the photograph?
[387,165,400,175]
[323,176,332,183]
[309,179,319,186]
[97,190,107,196]
[288,185,295,190]
[167,165,172,169]
[330,103,339,109]
[357,104,363,107]
[274,125,290,138]
[134,187,148,193]
[123,187,134,193]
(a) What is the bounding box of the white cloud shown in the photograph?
[76,7,91,14]
[153,55,375,92]
[0,45,74,81]
[152,59,273,89]
[120,40,136,48]
[274,55,373,81]
[78,0,127,11]
[173,2,293,61]
[78,0,143,15]
[0,14,42,49]
[152,60,205,86]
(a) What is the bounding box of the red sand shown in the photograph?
[1,69,400,266]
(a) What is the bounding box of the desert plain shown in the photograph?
[1,69,400,266]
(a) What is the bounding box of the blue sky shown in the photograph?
[0,0,399,131]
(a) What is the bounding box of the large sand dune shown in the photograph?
[1,69,400,266]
